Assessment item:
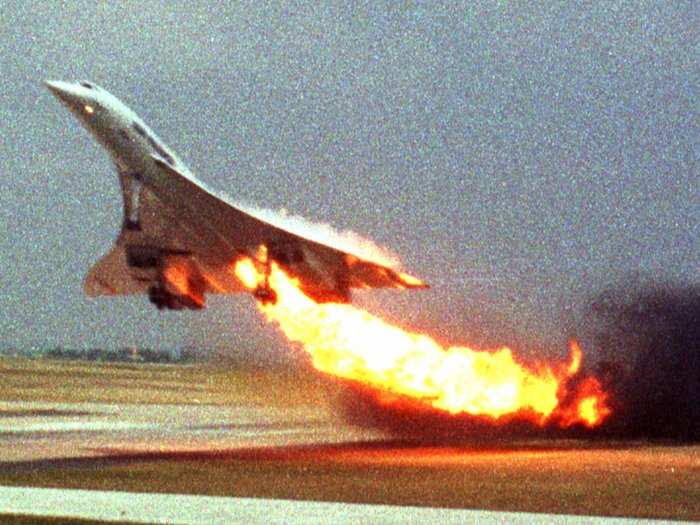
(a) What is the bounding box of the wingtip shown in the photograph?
[398,271,429,289]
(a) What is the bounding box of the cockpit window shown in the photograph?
[148,135,175,166]
[79,81,95,89]
[132,122,175,166]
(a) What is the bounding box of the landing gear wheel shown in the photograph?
[253,286,277,305]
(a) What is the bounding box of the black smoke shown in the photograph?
[589,280,700,440]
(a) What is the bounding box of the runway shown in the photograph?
[0,400,381,462]
[0,486,681,524]
[1,399,699,522]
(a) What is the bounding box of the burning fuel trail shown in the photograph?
[235,258,610,428]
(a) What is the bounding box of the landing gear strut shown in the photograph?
[252,246,278,305]
[148,285,171,310]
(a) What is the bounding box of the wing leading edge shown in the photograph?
[147,157,427,300]
[85,157,427,310]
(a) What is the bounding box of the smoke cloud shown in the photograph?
[589,279,700,440]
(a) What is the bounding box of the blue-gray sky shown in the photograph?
[1,1,697,362]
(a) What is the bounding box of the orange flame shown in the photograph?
[234,258,610,427]
[567,340,583,376]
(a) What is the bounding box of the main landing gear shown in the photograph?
[252,247,278,305]
[253,285,277,305]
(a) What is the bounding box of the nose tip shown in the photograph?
[45,80,76,104]
[45,80,66,100]
[45,80,64,93]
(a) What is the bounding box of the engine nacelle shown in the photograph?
[125,245,160,269]
[124,245,207,310]
[148,285,204,310]
[266,241,351,304]
[300,282,351,304]
[157,255,206,309]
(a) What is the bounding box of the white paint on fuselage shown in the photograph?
[45,80,192,185]
[45,80,235,256]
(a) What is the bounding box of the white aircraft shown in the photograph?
[45,80,427,310]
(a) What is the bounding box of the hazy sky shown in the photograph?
[1,1,697,362]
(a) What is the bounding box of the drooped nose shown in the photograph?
[45,80,77,105]
[45,79,101,123]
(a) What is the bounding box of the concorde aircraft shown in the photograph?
[46,80,427,310]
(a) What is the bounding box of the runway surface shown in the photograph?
[0,486,682,524]
[0,400,378,463]
[1,399,698,523]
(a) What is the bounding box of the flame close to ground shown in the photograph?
[234,258,611,428]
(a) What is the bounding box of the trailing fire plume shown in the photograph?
[234,257,610,428]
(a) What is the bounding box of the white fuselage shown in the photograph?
[46,80,195,191]
[45,80,237,255]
